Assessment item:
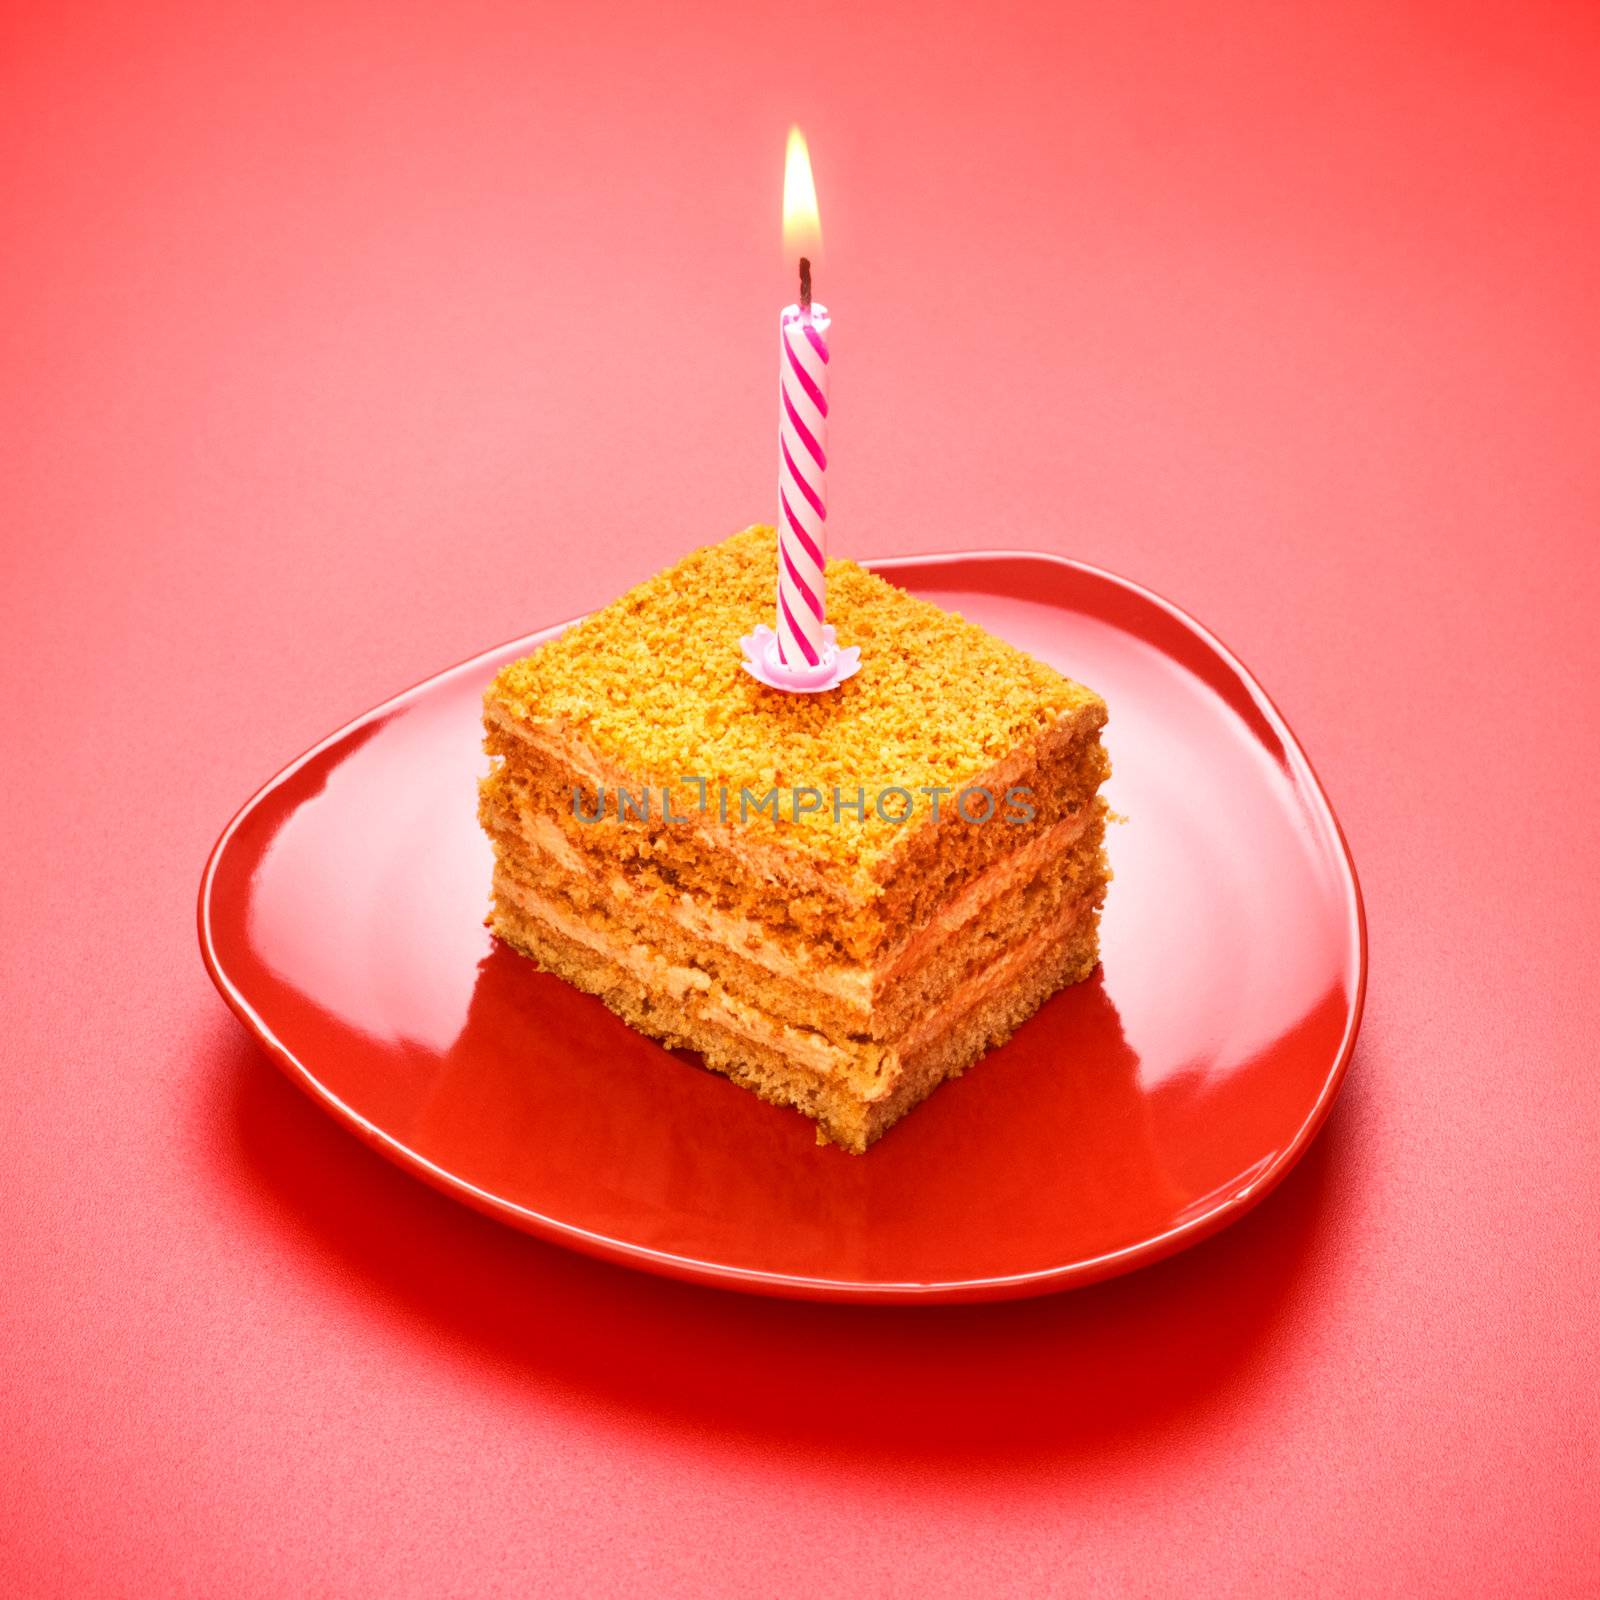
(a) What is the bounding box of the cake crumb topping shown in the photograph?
[487,526,1101,864]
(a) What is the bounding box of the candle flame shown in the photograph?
[782,126,822,261]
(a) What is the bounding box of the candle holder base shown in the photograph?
[739,624,861,694]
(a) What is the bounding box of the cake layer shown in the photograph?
[490,879,1103,1152]
[482,703,1108,966]
[482,770,1108,1044]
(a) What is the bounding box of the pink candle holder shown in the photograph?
[740,624,860,694]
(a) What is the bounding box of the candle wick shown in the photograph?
[799,257,811,314]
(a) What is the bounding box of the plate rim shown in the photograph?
[198,549,1368,1305]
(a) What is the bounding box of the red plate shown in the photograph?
[199,553,1365,1303]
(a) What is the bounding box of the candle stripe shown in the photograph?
[780,436,826,520]
[780,526,825,596]
[784,551,824,606]
[777,605,799,668]
[783,337,829,418]
[779,408,826,491]
[779,588,821,665]
[780,490,825,571]
[784,322,829,391]
[781,541,822,617]
[776,584,800,663]
[782,388,827,470]
[802,321,830,364]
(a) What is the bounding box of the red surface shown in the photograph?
[200,553,1364,1301]
[4,0,1597,1591]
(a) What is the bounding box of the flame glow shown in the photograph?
[782,126,822,260]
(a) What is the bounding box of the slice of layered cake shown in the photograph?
[479,527,1110,1152]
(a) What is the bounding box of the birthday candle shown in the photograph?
[777,301,830,666]
[739,128,858,695]
[777,127,829,668]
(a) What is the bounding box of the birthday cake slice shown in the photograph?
[479,526,1110,1152]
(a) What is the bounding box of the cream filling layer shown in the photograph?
[497,875,859,1082]
[497,872,1095,1101]
[503,801,1098,1016]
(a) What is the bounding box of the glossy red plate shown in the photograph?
[199,552,1364,1303]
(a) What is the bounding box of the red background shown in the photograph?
[5,1,1597,1593]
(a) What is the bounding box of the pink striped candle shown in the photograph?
[777,298,830,667]
[740,128,859,695]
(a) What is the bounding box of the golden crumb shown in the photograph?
[486,526,1101,868]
